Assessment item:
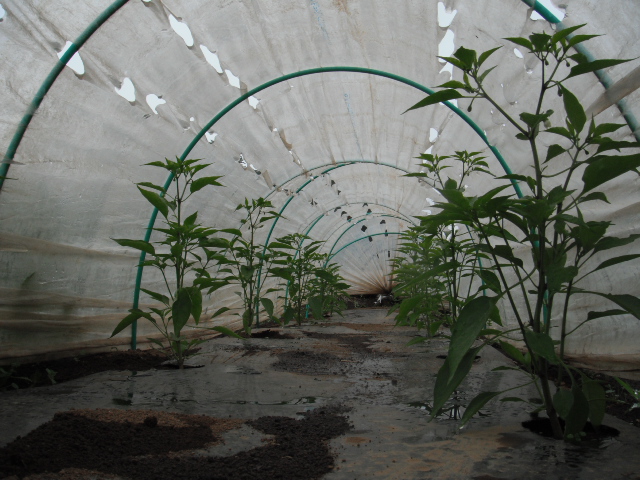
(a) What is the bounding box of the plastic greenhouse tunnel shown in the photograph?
[1,0,640,478]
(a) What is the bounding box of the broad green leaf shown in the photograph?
[406,336,428,346]
[563,386,590,438]
[211,306,232,318]
[582,153,640,192]
[593,234,640,253]
[140,288,169,305]
[545,126,572,139]
[567,58,632,79]
[308,296,324,320]
[437,80,467,90]
[504,37,533,51]
[477,269,501,294]
[220,228,243,236]
[242,308,253,331]
[172,288,193,335]
[209,326,243,339]
[524,330,558,364]
[138,186,170,218]
[590,254,640,275]
[578,192,609,204]
[553,388,574,419]
[453,46,477,69]
[404,90,464,113]
[113,238,155,256]
[586,292,640,320]
[432,346,481,419]
[187,286,202,324]
[551,23,585,44]
[260,297,275,318]
[136,181,165,192]
[499,340,526,365]
[460,391,501,426]
[447,296,496,380]
[586,309,626,321]
[561,86,586,134]
[190,175,224,193]
[567,34,600,48]
[583,380,606,427]
[111,310,144,337]
[529,33,551,52]
[545,144,566,163]
[478,46,502,66]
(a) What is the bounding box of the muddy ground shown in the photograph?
[1,309,640,479]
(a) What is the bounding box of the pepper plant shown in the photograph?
[405,26,640,439]
[307,259,351,320]
[111,157,240,369]
[210,197,284,334]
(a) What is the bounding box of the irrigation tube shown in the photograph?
[0,0,131,191]
[328,232,402,261]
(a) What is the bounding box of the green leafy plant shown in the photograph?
[211,197,285,334]
[405,26,640,439]
[111,157,240,369]
[307,259,351,320]
[272,233,325,325]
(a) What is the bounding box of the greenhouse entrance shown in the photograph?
[1,308,639,479]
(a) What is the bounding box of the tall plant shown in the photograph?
[272,233,325,325]
[406,26,640,439]
[213,197,284,334]
[307,259,351,320]
[111,157,239,369]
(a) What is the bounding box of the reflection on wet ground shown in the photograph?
[1,308,639,479]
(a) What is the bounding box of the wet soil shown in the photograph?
[0,406,351,480]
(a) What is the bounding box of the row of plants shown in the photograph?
[110,157,350,368]
[392,26,640,440]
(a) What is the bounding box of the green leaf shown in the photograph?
[447,296,496,380]
[210,306,231,318]
[404,90,464,113]
[499,340,526,365]
[136,181,165,192]
[209,326,243,339]
[504,37,533,51]
[260,297,275,318]
[545,126,572,139]
[553,388,574,419]
[140,288,169,305]
[453,46,476,69]
[593,234,640,253]
[187,286,202,324]
[437,80,467,90]
[578,192,609,204]
[431,346,481,419]
[567,34,600,48]
[406,336,428,346]
[545,144,566,163]
[111,310,144,337]
[523,330,558,364]
[138,187,170,218]
[591,254,640,274]
[586,309,626,321]
[582,153,640,193]
[460,391,501,426]
[220,228,243,236]
[560,86,586,134]
[113,238,155,256]
[308,296,324,320]
[478,46,502,67]
[586,292,640,320]
[567,58,632,79]
[190,175,224,193]
[583,380,606,427]
[563,386,590,438]
[551,23,586,44]
[172,288,193,335]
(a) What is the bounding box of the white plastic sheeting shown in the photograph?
[0,0,638,365]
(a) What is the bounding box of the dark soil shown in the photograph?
[345,294,395,309]
[0,406,351,480]
[272,350,341,375]
[1,350,168,389]
[522,416,620,443]
[240,329,296,340]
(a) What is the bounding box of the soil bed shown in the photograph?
[0,406,351,480]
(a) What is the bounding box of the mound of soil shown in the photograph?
[272,350,341,376]
[0,406,351,480]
